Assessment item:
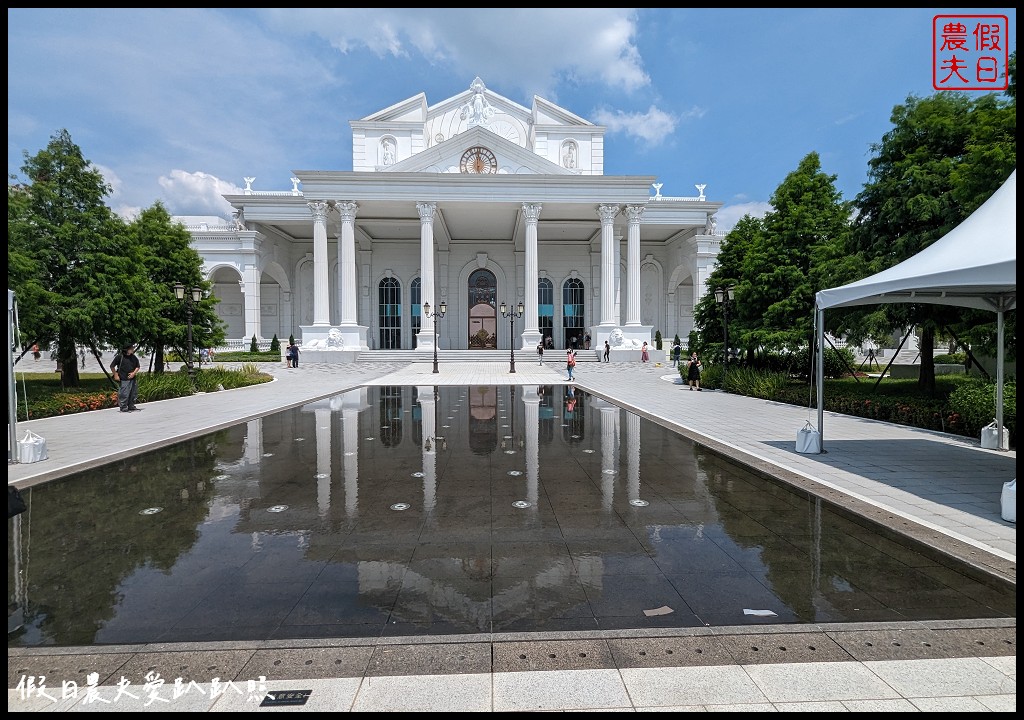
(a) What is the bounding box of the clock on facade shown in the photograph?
[460,146,498,174]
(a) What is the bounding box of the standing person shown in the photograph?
[111,343,142,412]
[686,352,703,391]
[672,339,682,367]
[79,347,86,369]
[289,342,300,368]
[565,348,577,381]
[603,340,610,362]
[537,341,544,365]
[32,343,40,362]
[285,343,294,368]
[641,341,650,363]
[584,332,591,350]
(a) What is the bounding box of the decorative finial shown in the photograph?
[695,183,707,201]
[652,183,663,199]
[243,177,255,193]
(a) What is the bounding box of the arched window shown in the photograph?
[538,278,554,347]
[378,277,402,349]
[562,278,585,348]
[411,277,421,349]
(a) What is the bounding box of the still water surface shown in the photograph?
[8,384,1014,647]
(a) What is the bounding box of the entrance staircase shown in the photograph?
[355,349,603,363]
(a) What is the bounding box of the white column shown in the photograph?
[624,205,644,326]
[314,406,332,520]
[419,386,438,513]
[627,412,641,503]
[335,201,359,326]
[600,404,618,511]
[522,203,542,348]
[242,263,262,342]
[308,201,331,326]
[522,385,540,509]
[243,418,263,466]
[342,405,359,518]
[416,202,437,351]
[597,204,619,326]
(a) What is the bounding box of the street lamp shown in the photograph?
[174,281,203,385]
[500,300,524,374]
[714,284,736,381]
[422,301,446,374]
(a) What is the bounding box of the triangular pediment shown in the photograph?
[359,92,428,123]
[386,126,571,175]
[533,96,593,128]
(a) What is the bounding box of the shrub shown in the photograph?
[289,334,295,347]
[270,334,280,352]
[949,379,1016,442]
[789,346,856,379]
[654,330,663,350]
[249,335,259,353]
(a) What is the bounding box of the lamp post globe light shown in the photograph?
[500,301,524,374]
[422,301,446,374]
[713,284,735,382]
[174,281,203,385]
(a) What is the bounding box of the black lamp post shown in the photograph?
[422,301,446,374]
[500,300,524,374]
[174,281,203,385]
[714,284,735,381]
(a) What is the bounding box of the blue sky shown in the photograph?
[8,8,1016,231]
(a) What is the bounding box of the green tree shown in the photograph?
[128,202,224,373]
[7,129,148,386]
[743,153,852,354]
[838,80,1015,391]
[694,214,763,363]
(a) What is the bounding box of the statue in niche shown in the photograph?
[562,142,577,169]
[381,138,396,166]
[459,76,495,127]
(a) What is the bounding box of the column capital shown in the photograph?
[597,204,620,224]
[521,203,543,223]
[334,200,358,223]
[624,205,645,223]
[307,200,330,222]
[416,201,437,221]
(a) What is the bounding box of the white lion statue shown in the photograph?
[305,328,346,350]
[608,327,643,350]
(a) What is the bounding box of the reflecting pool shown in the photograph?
[8,384,1015,647]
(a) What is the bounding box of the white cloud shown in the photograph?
[715,201,771,232]
[258,8,649,97]
[591,105,678,144]
[157,170,242,219]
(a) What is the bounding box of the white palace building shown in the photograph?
[180,77,723,361]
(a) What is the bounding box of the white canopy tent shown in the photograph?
[813,169,1016,451]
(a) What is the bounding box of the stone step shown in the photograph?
[355,349,605,362]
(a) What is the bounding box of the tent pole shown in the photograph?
[996,307,1004,450]
[8,289,18,463]
[816,306,825,452]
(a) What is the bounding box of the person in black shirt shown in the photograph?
[111,344,142,411]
